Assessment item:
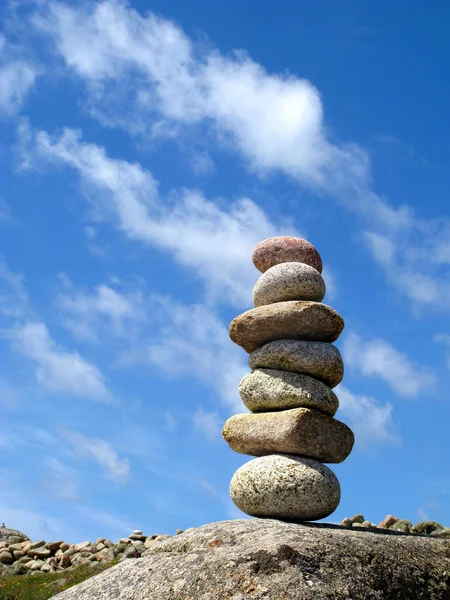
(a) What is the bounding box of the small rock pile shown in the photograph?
[0,524,185,576]
[223,236,354,521]
[340,514,450,537]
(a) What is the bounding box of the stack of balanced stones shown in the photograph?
[222,236,354,521]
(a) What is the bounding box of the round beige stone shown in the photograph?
[252,236,323,274]
[230,454,340,520]
[248,339,344,388]
[239,368,338,415]
[253,262,326,307]
[229,301,344,354]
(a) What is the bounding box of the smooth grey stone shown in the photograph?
[249,339,344,388]
[253,262,325,307]
[239,368,338,415]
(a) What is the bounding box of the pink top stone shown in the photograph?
[252,236,323,274]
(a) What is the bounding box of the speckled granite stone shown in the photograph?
[230,454,340,520]
[239,368,338,415]
[51,519,450,600]
[229,301,344,353]
[252,236,323,274]
[253,262,326,307]
[249,339,344,388]
[223,408,354,463]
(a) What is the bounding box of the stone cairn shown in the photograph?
[223,236,355,521]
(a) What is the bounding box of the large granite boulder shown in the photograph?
[53,519,450,600]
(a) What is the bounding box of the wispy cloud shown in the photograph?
[0,35,37,117]
[337,385,398,447]
[65,430,130,484]
[57,277,145,343]
[9,321,112,402]
[26,0,450,312]
[343,332,437,397]
[21,126,288,307]
[193,408,222,443]
[143,296,246,413]
[31,0,367,191]
[0,256,29,320]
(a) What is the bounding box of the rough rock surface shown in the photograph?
[253,262,326,307]
[239,368,339,415]
[53,518,450,600]
[223,408,354,463]
[249,339,344,387]
[229,301,344,353]
[252,236,323,274]
[230,455,340,520]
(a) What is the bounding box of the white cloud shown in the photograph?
[337,385,398,446]
[29,0,417,236]
[9,321,112,402]
[343,332,436,398]
[22,126,287,306]
[0,35,37,116]
[193,408,222,443]
[32,1,368,193]
[29,1,450,312]
[65,430,130,484]
[144,297,247,413]
[57,279,145,342]
[363,231,396,267]
[0,256,29,320]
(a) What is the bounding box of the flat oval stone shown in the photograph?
[223,408,354,463]
[230,454,340,520]
[253,262,325,307]
[252,236,323,274]
[249,339,344,388]
[229,301,344,354]
[239,369,338,415]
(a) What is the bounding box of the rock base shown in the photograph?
[53,519,450,600]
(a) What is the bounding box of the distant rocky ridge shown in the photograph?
[1,513,449,578]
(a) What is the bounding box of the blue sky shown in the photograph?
[1,0,450,543]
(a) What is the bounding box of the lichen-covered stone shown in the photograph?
[434,528,450,538]
[252,236,323,273]
[391,520,413,533]
[249,339,344,388]
[411,521,444,535]
[253,262,325,307]
[223,408,354,463]
[230,454,340,520]
[229,301,344,354]
[239,368,338,415]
